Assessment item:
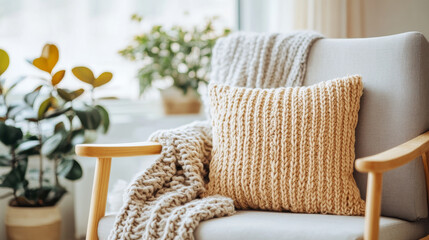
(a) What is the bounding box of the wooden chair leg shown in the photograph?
[421,152,429,240]
[86,157,112,240]
[364,172,383,240]
[422,152,429,207]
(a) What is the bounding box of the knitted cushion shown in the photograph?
[205,75,366,216]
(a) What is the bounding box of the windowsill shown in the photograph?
[99,98,206,120]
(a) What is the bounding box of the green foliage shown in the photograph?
[119,15,231,96]
[0,45,113,207]
[0,122,23,146]
[57,158,82,181]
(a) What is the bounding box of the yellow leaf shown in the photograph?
[72,66,95,85]
[93,72,113,87]
[33,57,50,73]
[0,49,9,76]
[71,88,84,99]
[41,44,59,73]
[57,88,72,101]
[51,70,65,86]
[57,88,84,101]
[38,97,53,119]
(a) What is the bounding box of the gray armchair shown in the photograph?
[79,32,429,240]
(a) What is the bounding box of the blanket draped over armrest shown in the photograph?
[110,31,323,240]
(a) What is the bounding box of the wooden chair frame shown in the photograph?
[76,131,429,240]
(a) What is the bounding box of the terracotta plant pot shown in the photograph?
[160,87,201,115]
[5,205,61,240]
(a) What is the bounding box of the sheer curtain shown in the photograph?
[293,0,363,38]
[239,0,363,38]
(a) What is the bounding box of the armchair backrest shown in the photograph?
[303,32,429,221]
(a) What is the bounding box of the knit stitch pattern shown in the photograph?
[109,31,322,239]
[210,31,323,88]
[205,76,366,216]
[109,122,235,239]
[204,31,323,118]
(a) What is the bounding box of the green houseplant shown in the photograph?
[0,44,112,240]
[120,16,230,114]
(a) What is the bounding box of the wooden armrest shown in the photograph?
[354,131,429,240]
[76,141,162,240]
[355,131,429,173]
[76,142,162,158]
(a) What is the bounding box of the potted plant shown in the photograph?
[119,16,230,114]
[0,44,112,240]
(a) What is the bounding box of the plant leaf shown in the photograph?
[44,107,71,119]
[41,44,59,73]
[71,129,85,145]
[41,131,64,155]
[93,72,113,88]
[0,49,9,76]
[70,88,84,100]
[0,122,23,146]
[56,88,72,101]
[57,158,82,180]
[0,168,21,189]
[96,96,119,100]
[24,90,40,107]
[7,104,28,120]
[37,97,54,119]
[33,57,50,73]
[74,106,102,130]
[95,105,109,133]
[51,70,65,86]
[57,88,84,102]
[0,155,11,166]
[72,67,95,85]
[44,185,66,205]
[16,140,40,154]
[54,122,65,133]
[0,156,26,190]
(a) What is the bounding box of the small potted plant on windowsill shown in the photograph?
[0,44,112,240]
[119,15,230,114]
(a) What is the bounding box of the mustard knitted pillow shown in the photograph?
[205,75,365,216]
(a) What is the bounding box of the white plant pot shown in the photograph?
[5,205,61,240]
[160,87,201,115]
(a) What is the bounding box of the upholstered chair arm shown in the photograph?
[355,131,429,240]
[75,142,162,240]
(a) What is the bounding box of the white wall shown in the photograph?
[363,0,429,38]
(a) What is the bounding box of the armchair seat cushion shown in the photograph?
[98,211,428,240]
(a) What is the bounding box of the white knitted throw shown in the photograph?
[109,31,323,240]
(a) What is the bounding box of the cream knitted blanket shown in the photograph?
[109,31,322,240]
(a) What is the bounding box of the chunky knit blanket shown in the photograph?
[109,31,323,240]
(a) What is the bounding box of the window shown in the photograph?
[0,0,237,100]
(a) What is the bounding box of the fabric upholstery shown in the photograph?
[98,211,429,240]
[98,32,429,239]
[302,31,429,221]
[205,77,365,215]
